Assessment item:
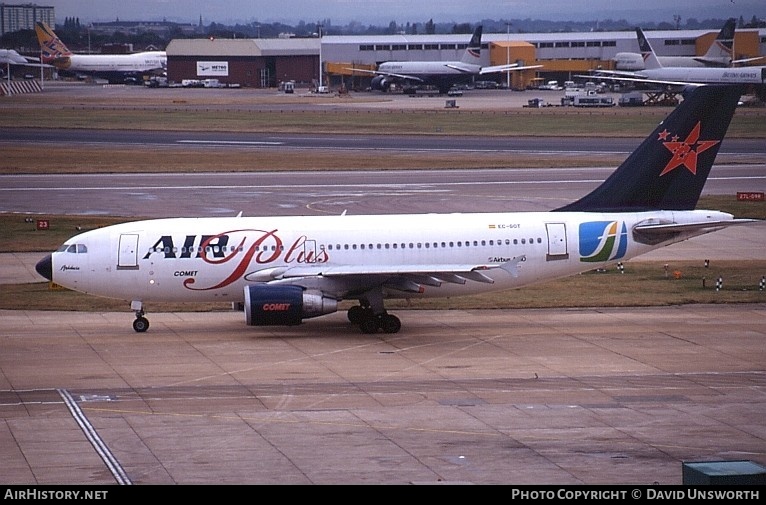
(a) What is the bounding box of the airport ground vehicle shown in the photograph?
[573,95,615,107]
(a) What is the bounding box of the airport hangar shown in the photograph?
[164,27,766,90]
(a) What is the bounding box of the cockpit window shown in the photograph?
[57,243,87,253]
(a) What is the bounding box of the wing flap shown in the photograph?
[247,256,527,296]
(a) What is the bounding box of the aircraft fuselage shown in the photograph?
[46,210,731,304]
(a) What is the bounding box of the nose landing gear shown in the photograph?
[131,301,149,333]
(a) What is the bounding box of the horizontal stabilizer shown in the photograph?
[634,219,758,234]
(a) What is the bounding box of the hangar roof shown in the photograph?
[166,37,319,57]
[323,28,766,45]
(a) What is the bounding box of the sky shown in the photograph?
[43,0,766,26]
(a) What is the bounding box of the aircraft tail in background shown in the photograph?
[35,21,72,63]
[699,17,735,65]
[460,25,483,64]
[636,27,664,70]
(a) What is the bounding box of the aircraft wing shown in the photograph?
[0,51,49,67]
[344,67,424,82]
[6,61,52,68]
[247,257,527,294]
[479,63,543,75]
[575,72,693,88]
[443,63,543,74]
[583,69,640,78]
[443,63,480,74]
[731,56,766,65]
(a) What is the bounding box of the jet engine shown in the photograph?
[371,75,392,91]
[244,285,338,326]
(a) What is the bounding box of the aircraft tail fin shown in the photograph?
[35,21,72,62]
[554,85,743,213]
[636,27,663,70]
[703,17,736,62]
[460,25,483,64]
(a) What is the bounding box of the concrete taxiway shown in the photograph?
[1,304,765,485]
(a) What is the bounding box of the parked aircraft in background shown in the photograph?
[0,48,49,78]
[1,48,40,66]
[348,26,542,94]
[588,28,766,100]
[614,18,742,70]
[35,21,166,84]
[35,85,756,335]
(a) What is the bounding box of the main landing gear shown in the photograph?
[347,288,401,334]
[131,301,149,333]
[347,305,402,334]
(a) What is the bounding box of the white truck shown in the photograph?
[539,80,562,90]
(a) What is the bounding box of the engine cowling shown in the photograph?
[371,75,391,91]
[244,285,338,326]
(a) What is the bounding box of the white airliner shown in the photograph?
[614,18,742,70]
[36,85,756,334]
[35,21,166,84]
[589,27,766,100]
[1,48,42,66]
[1,48,49,77]
[348,26,542,94]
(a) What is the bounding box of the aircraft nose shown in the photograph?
[35,254,52,281]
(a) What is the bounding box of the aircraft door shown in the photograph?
[545,223,569,261]
[117,233,139,269]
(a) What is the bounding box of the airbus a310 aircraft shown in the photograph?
[36,85,756,334]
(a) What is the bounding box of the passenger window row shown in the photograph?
[146,237,545,255]
[325,237,543,251]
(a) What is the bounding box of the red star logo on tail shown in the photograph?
[659,121,720,176]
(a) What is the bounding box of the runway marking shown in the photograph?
[177,140,284,145]
[58,388,132,485]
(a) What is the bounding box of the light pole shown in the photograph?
[506,22,512,90]
[317,23,323,90]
